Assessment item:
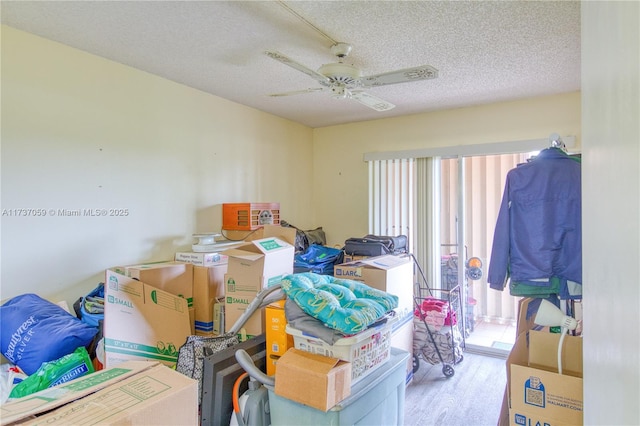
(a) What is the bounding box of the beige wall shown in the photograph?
[1,26,314,305]
[313,92,581,247]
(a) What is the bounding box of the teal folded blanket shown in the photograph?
[280,272,399,334]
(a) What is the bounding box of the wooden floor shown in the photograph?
[403,350,507,426]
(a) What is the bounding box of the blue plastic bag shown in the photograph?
[79,283,104,327]
[294,245,344,275]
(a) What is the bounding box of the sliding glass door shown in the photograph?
[439,153,530,353]
[366,142,558,355]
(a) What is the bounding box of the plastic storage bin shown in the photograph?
[285,317,395,385]
[267,348,409,425]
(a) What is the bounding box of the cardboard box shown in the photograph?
[508,330,583,426]
[334,254,414,318]
[245,224,297,246]
[125,261,195,334]
[223,273,269,294]
[222,224,297,250]
[125,261,194,307]
[193,264,227,335]
[265,300,294,375]
[0,361,197,426]
[175,251,229,267]
[103,269,191,368]
[223,284,263,340]
[500,298,545,426]
[223,237,294,292]
[274,348,351,412]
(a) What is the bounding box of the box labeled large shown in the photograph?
[508,330,583,426]
[103,269,191,368]
[0,361,197,426]
[334,254,414,318]
[193,264,227,335]
[266,300,294,375]
[223,237,294,292]
[275,348,351,412]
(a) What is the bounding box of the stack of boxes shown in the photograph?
[102,229,295,369]
[174,223,297,341]
[274,253,415,384]
[174,246,232,336]
[333,254,415,383]
[270,252,416,415]
[221,236,294,340]
[102,217,415,394]
[103,257,229,368]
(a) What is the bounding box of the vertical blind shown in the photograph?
[369,152,531,326]
[440,153,530,324]
[367,158,440,292]
[368,158,416,254]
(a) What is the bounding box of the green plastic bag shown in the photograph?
[9,346,94,399]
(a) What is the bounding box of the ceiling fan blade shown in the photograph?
[267,88,324,97]
[264,51,331,85]
[350,91,395,112]
[360,65,438,87]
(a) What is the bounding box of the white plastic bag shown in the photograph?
[0,363,27,404]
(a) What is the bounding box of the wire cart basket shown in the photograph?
[410,254,465,378]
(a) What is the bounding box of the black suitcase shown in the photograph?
[343,234,408,256]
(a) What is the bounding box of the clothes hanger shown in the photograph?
[525,133,567,163]
[548,133,567,152]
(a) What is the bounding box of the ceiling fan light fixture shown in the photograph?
[317,62,361,85]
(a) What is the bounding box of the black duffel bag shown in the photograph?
[343,234,408,256]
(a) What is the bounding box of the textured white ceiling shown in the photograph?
[1,1,581,128]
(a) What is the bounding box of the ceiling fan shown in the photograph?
[264,42,438,111]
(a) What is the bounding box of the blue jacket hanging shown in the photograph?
[487,148,582,298]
